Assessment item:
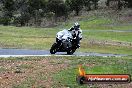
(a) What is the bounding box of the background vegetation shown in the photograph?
[0,0,132,27]
[0,1,132,87]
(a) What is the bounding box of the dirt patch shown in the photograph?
[0,57,70,88]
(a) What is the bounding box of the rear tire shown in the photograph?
[50,43,57,54]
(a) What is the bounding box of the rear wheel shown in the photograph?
[50,43,57,54]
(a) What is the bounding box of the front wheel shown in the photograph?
[67,49,74,55]
[50,43,57,54]
[67,47,77,55]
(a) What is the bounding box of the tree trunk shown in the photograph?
[118,0,122,10]
[106,0,110,7]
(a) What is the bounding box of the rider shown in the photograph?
[68,22,82,47]
[56,22,82,47]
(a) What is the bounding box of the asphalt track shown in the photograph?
[0,48,127,57]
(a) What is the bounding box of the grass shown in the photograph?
[0,56,131,88]
[60,16,132,30]
[0,15,132,55]
[19,64,33,69]
[0,26,57,49]
[79,42,132,55]
[13,77,37,88]
[0,66,7,72]
[83,31,132,42]
[53,56,132,88]
[80,17,113,30]
[59,17,113,30]
[0,56,67,88]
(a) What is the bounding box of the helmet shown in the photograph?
[74,22,80,30]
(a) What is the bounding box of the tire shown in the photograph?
[72,48,76,54]
[67,49,74,55]
[67,48,76,55]
[50,43,57,54]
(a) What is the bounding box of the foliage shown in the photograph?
[0,0,132,26]
[124,0,132,7]
[47,0,68,17]
[1,0,15,25]
[65,0,84,16]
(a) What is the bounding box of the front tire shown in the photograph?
[67,49,74,55]
[67,47,76,55]
[50,43,57,54]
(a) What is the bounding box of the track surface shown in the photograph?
[0,49,127,57]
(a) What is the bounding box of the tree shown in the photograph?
[83,0,92,11]
[13,0,30,26]
[66,0,84,16]
[92,0,99,9]
[2,0,15,11]
[106,0,127,10]
[106,0,110,7]
[47,0,68,17]
[28,0,47,26]
[1,0,15,25]
[124,0,132,7]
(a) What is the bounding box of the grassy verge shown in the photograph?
[79,43,132,55]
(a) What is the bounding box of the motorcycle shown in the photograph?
[50,37,79,55]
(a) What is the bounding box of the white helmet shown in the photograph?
[74,22,80,30]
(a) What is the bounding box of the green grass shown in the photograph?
[53,56,132,88]
[0,26,58,49]
[19,64,33,69]
[59,17,113,29]
[83,31,132,42]
[79,43,132,55]
[0,15,132,54]
[80,18,113,30]
[1,56,131,88]
[13,77,36,88]
[0,66,7,72]
[60,17,132,30]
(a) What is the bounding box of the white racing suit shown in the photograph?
[56,29,82,47]
[69,27,82,47]
[69,28,82,40]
